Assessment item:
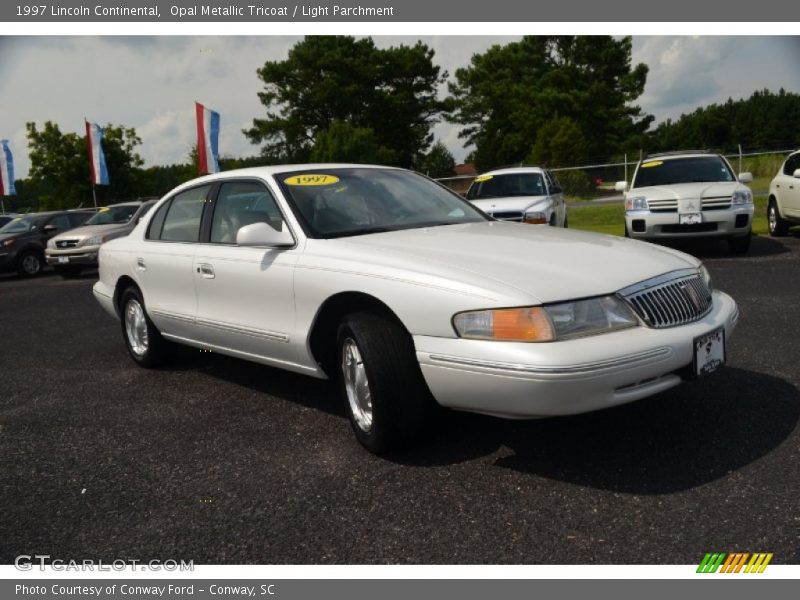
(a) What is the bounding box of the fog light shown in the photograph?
[632,219,646,233]
[735,214,749,228]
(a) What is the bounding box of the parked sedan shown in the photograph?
[0,210,94,276]
[465,167,567,226]
[46,199,157,277]
[93,165,738,453]
[767,150,800,236]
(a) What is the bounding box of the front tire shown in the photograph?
[768,200,789,237]
[337,312,438,454]
[119,286,169,368]
[727,230,752,254]
[16,251,44,277]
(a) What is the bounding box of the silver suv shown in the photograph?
[46,199,157,277]
[617,152,754,253]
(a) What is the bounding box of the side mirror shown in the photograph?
[236,221,294,247]
[615,181,628,193]
[793,168,800,179]
[42,224,58,234]
[738,172,753,183]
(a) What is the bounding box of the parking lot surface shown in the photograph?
[1,234,799,564]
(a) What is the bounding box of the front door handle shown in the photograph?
[136,258,146,271]
[197,263,215,279]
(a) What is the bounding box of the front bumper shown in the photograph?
[46,246,100,267]
[414,290,738,418]
[626,205,753,239]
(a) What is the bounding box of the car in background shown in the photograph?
[0,214,19,228]
[0,210,94,277]
[617,151,754,253]
[46,199,158,278]
[93,164,737,454]
[465,167,567,227]
[767,150,800,236]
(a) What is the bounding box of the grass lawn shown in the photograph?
[569,196,771,237]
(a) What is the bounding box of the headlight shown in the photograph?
[453,296,638,342]
[731,189,752,205]
[2,237,17,247]
[83,235,104,246]
[700,264,713,292]
[47,238,56,249]
[523,211,548,225]
[625,196,648,211]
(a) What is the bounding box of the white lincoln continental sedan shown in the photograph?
[93,165,739,453]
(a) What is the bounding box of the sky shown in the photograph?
[1,36,799,179]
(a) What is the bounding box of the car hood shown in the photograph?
[631,181,744,200]
[329,222,699,304]
[0,233,24,243]
[470,196,548,213]
[51,223,130,240]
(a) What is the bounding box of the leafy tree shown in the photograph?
[418,140,456,178]
[448,36,651,171]
[527,116,589,167]
[310,120,398,164]
[244,36,451,168]
[25,121,143,209]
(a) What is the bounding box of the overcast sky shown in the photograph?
[1,36,798,179]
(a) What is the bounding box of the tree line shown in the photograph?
[6,36,800,211]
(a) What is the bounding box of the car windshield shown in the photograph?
[277,168,488,239]
[86,204,139,225]
[633,156,736,188]
[0,216,44,234]
[466,173,547,200]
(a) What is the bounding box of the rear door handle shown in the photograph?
[136,258,146,271]
[197,263,215,279]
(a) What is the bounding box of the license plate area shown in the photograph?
[693,327,725,377]
[680,213,702,225]
[57,256,70,264]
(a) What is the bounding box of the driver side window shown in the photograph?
[210,181,285,244]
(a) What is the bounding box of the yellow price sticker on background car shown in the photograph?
[474,174,493,183]
[641,161,663,168]
[284,174,340,186]
[98,207,110,212]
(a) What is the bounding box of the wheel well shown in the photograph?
[308,292,406,377]
[113,275,139,316]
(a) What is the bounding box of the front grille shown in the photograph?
[489,211,524,222]
[620,271,712,328]
[702,196,732,210]
[56,239,79,248]
[648,199,677,212]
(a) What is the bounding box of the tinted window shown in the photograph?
[158,185,210,242]
[211,181,284,244]
[633,156,735,188]
[784,154,800,176]
[86,204,139,225]
[147,201,170,240]
[68,212,92,227]
[48,215,71,231]
[467,173,547,200]
[279,168,486,239]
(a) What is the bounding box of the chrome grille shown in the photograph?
[56,239,79,248]
[647,198,678,212]
[620,270,712,328]
[489,211,524,222]
[701,196,732,210]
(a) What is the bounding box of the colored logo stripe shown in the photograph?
[697,552,773,573]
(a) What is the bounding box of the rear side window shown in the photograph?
[149,185,211,242]
[48,214,71,231]
[784,154,800,176]
[68,212,91,227]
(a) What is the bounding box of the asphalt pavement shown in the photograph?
[1,234,799,564]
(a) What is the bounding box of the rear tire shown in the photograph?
[16,251,44,277]
[727,230,752,254]
[768,200,789,237]
[119,286,170,368]
[337,312,438,454]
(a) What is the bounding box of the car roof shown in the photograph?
[643,151,721,161]
[478,167,547,177]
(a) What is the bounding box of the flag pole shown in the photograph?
[91,184,97,209]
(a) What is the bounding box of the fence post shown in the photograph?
[624,153,628,184]
[738,144,743,174]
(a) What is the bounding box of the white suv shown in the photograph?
[767,150,800,236]
[465,167,567,227]
[617,152,754,253]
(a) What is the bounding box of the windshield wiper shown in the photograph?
[325,226,391,239]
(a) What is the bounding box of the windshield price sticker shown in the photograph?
[641,161,663,168]
[474,174,494,183]
[284,174,340,186]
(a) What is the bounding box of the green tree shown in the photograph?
[244,36,451,168]
[448,36,651,171]
[527,116,589,167]
[26,121,143,209]
[417,140,456,178]
[310,120,398,164]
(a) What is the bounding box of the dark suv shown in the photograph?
[0,211,94,276]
